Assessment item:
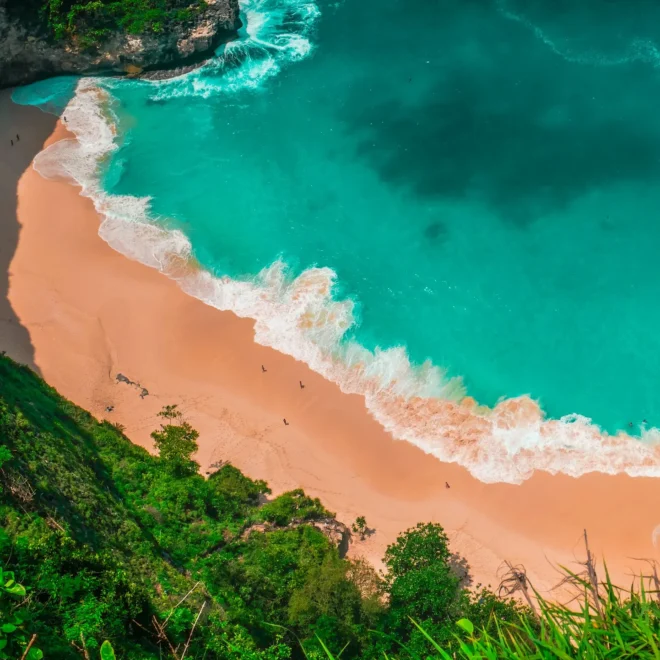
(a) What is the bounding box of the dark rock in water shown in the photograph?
[139,61,207,81]
[424,220,448,243]
[0,0,242,89]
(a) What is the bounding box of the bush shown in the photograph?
[258,490,332,527]
[34,0,208,44]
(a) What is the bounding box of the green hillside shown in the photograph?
[0,354,658,658]
[4,0,209,42]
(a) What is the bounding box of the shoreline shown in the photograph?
[3,92,660,592]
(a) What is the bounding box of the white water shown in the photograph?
[27,76,660,485]
[20,0,660,484]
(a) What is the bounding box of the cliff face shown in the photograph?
[0,0,241,89]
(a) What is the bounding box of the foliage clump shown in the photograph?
[258,489,332,527]
[5,0,210,47]
[3,354,654,659]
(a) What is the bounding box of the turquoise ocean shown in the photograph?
[14,0,660,482]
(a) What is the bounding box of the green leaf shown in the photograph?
[408,619,452,660]
[27,649,43,660]
[315,637,336,659]
[100,640,116,660]
[457,618,475,636]
[0,625,16,634]
[0,640,6,650]
[6,584,26,596]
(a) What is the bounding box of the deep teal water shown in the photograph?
[16,0,660,439]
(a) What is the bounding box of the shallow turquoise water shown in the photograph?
[18,0,660,436]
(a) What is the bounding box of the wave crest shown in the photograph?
[17,56,660,486]
[130,0,320,100]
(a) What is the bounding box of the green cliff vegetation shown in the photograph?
[0,353,658,658]
[5,0,209,42]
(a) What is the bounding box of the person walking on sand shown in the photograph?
[10,139,13,147]
[261,365,267,373]
[445,481,450,489]
[299,380,305,389]
[16,134,19,142]
[283,418,289,426]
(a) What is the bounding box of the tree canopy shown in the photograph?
[0,354,528,658]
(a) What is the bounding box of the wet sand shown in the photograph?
[2,91,659,594]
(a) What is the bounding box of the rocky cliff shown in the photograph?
[0,0,241,89]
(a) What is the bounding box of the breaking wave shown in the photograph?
[125,0,320,101]
[19,77,660,485]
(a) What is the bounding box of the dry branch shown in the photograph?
[497,560,538,618]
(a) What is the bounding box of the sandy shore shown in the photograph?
[2,90,659,595]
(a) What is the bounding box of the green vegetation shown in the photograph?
[0,353,658,658]
[5,0,209,45]
[350,517,367,541]
[0,565,43,658]
[316,567,660,659]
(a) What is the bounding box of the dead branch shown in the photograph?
[497,560,538,618]
[582,530,604,618]
[20,634,38,660]
[629,558,660,601]
[1,470,35,504]
[181,602,207,660]
[152,615,180,659]
[163,581,201,627]
[131,618,152,635]
[72,633,91,659]
[46,516,65,533]
[551,529,605,616]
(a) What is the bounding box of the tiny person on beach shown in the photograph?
[283,418,289,426]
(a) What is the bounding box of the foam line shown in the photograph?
[24,77,660,485]
[121,0,321,101]
[496,0,660,68]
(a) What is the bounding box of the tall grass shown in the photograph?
[312,561,660,659]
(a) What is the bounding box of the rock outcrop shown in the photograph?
[0,0,241,89]
[242,518,353,557]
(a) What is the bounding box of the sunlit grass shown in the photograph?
[312,565,660,659]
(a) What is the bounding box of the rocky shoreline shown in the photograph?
[0,0,241,89]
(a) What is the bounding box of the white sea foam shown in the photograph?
[133,0,320,101]
[28,76,660,485]
[23,0,660,485]
[496,0,660,68]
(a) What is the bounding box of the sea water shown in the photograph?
[14,0,660,482]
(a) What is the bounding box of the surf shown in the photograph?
[13,75,660,485]
[13,0,660,485]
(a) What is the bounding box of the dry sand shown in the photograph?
[1,90,659,595]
